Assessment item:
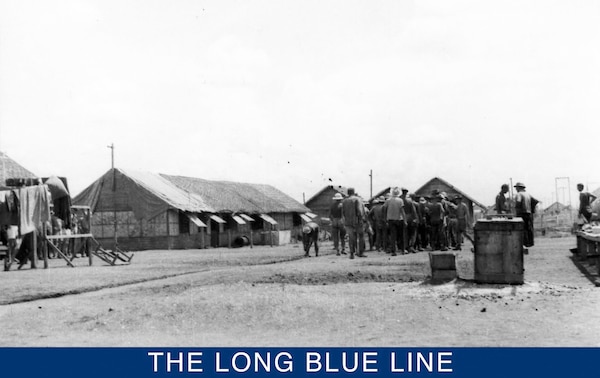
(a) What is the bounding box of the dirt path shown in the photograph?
[1,237,599,346]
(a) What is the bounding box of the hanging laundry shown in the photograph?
[19,186,51,234]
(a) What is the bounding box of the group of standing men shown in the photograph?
[326,187,473,259]
[306,180,595,258]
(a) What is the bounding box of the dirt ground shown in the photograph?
[1,236,599,346]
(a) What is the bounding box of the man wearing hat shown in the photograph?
[302,221,320,257]
[328,192,346,255]
[445,196,459,249]
[341,188,366,259]
[383,187,407,256]
[454,194,474,250]
[401,189,418,253]
[428,192,447,251]
[369,196,386,252]
[514,182,539,249]
[416,196,430,251]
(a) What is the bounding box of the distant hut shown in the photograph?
[370,187,392,204]
[414,177,486,220]
[544,202,569,215]
[73,168,310,251]
[370,178,485,222]
[304,185,349,220]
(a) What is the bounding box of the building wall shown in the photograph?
[94,233,206,251]
[91,210,182,238]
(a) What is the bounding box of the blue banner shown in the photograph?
[0,348,598,378]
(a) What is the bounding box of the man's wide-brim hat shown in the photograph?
[332,193,343,200]
[392,187,401,197]
[302,225,312,234]
[514,182,526,188]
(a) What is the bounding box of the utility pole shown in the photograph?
[369,170,373,200]
[509,178,514,213]
[555,176,573,224]
[108,143,117,250]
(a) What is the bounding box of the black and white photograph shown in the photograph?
[1,0,599,348]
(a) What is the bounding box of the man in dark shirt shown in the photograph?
[328,193,346,255]
[428,193,447,251]
[369,197,385,252]
[577,183,596,223]
[401,189,418,253]
[416,196,430,251]
[342,187,366,259]
[302,221,320,257]
[454,195,474,250]
[495,184,510,214]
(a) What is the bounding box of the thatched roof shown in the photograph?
[0,151,36,186]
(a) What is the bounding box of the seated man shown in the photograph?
[302,221,320,257]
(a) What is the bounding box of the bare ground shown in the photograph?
[1,236,599,346]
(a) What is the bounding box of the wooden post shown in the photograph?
[200,228,205,249]
[31,231,37,269]
[88,236,93,266]
[228,230,231,248]
[43,224,48,269]
[270,224,273,247]
[4,246,9,271]
[250,229,253,249]
[166,210,170,250]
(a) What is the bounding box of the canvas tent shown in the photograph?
[73,168,310,250]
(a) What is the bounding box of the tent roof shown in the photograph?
[73,168,308,218]
[0,151,37,186]
[73,169,213,219]
[162,174,309,213]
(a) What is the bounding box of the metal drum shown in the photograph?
[474,217,524,284]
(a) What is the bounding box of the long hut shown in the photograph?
[72,168,310,251]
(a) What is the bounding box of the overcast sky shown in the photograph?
[1,0,599,207]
